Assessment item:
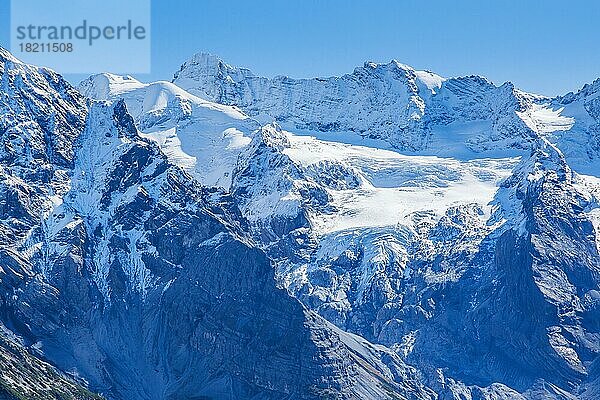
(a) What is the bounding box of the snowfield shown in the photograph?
[282,132,518,235]
[79,73,259,188]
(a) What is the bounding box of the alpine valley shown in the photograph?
[1,46,600,399]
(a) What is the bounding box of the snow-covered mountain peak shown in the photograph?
[172,52,254,99]
[254,122,290,150]
[79,70,259,189]
[559,77,600,105]
[176,52,245,75]
[0,48,87,170]
[526,78,600,176]
[78,72,145,100]
[506,138,573,194]
[362,59,445,91]
[79,72,250,122]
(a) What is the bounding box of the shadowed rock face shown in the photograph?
[0,49,434,400]
[439,143,600,392]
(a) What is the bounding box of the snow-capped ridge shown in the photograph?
[558,77,600,105]
[0,46,23,65]
[0,49,87,169]
[175,52,251,77]
[518,138,573,188]
[360,59,446,90]
[79,72,249,121]
[79,68,259,189]
[172,52,545,155]
[252,122,291,151]
[78,72,145,100]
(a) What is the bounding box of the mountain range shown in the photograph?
[1,46,600,399]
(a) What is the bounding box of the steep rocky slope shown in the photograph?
[0,324,103,400]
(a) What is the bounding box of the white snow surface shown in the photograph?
[282,131,518,236]
[79,73,259,188]
[517,103,574,134]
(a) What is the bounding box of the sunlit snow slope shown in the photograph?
[79,73,259,188]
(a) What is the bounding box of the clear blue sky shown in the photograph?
[1,0,598,96]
